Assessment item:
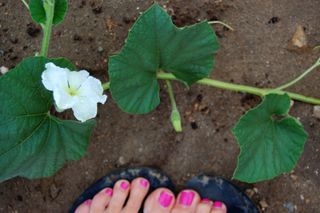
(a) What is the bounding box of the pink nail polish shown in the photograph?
[158,191,173,208]
[178,191,195,206]
[202,198,212,203]
[104,188,113,196]
[120,181,129,190]
[213,201,223,208]
[140,179,149,188]
[85,199,92,206]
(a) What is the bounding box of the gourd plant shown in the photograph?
[0,1,319,183]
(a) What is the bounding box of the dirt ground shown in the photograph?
[0,0,320,212]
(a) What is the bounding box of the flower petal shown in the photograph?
[41,63,68,91]
[67,70,89,90]
[78,76,107,104]
[72,98,97,122]
[54,103,65,113]
[53,87,79,110]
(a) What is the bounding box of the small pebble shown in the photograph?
[290,174,298,181]
[245,188,255,198]
[313,106,320,119]
[259,199,269,210]
[290,25,307,48]
[0,66,9,74]
[97,46,104,52]
[118,156,126,166]
[283,202,295,213]
[300,194,304,201]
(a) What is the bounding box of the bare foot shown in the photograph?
[74,178,227,213]
[75,177,151,213]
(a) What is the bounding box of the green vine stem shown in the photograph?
[21,0,29,9]
[40,0,55,57]
[103,58,320,105]
[208,21,234,31]
[156,73,320,105]
[165,80,182,132]
[275,58,320,90]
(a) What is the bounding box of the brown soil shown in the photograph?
[1,0,320,212]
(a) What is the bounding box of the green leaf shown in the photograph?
[108,3,219,114]
[0,56,95,181]
[232,94,308,183]
[29,0,68,25]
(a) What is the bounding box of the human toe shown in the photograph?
[75,199,92,213]
[172,190,201,213]
[196,198,213,213]
[144,188,175,213]
[105,180,130,213]
[211,201,227,213]
[122,177,150,213]
[88,187,113,212]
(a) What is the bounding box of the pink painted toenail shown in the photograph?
[120,181,129,190]
[85,199,92,206]
[178,191,195,206]
[213,201,223,208]
[104,188,113,196]
[202,198,212,203]
[139,179,149,188]
[158,191,173,208]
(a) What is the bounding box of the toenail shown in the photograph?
[178,191,195,206]
[120,181,129,190]
[201,198,212,204]
[158,191,173,208]
[85,199,92,206]
[213,201,223,208]
[104,188,113,196]
[139,179,149,188]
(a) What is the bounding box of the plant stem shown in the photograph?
[40,0,55,57]
[21,0,29,9]
[157,73,320,105]
[165,80,182,132]
[276,58,320,90]
[314,45,320,50]
[208,21,234,31]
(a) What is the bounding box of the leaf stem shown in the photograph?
[21,0,29,9]
[157,73,320,105]
[208,21,234,31]
[276,58,320,90]
[40,0,55,57]
[165,80,182,132]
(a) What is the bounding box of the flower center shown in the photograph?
[66,87,79,96]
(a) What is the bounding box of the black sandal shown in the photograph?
[185,175,259,213]
[69,167,175,213]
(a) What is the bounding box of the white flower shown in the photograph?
[41,62,107,122]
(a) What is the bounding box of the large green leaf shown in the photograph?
[29,0,68,25]
[108,3,219,114]
[0,57,95,181]
[232,94,308,183]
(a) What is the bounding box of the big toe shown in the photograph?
[143,188,175,213]
[172,190,201,213]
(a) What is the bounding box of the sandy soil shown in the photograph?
[0,0,320,212]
